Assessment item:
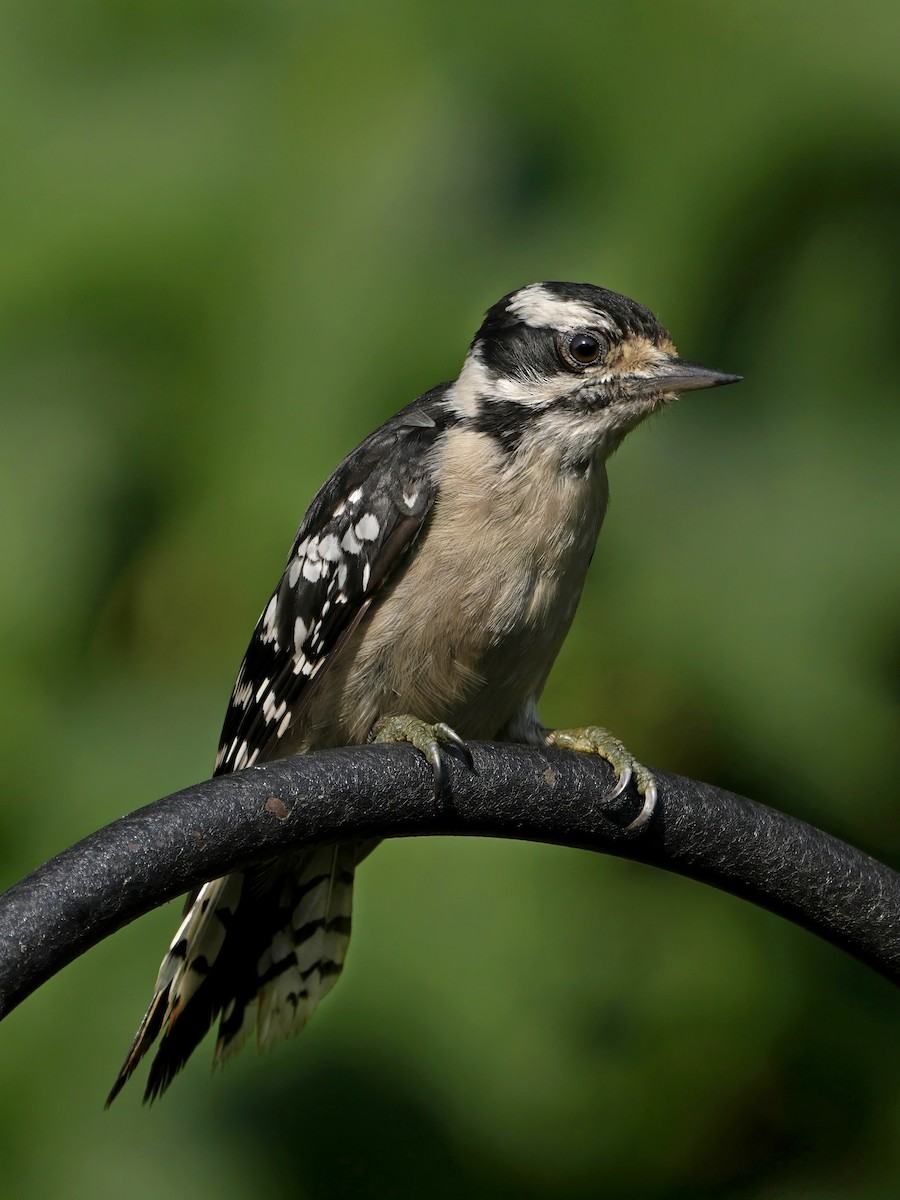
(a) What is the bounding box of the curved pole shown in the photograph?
[1,742,899,1018]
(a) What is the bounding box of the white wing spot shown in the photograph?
[318,532,341,561]
[402,490,419,509]
[348,487,363,505]
[355,513,380,541]
[362,562,371,590]
[277,711,292,737]
[293,617,308,649]
[261,596,278,644]
[288,559,302,587]
[341,528,361,554]
[302,557,322,582]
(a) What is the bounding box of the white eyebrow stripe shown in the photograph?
[506,284,615,333]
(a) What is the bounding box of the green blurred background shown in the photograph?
[1,1,899,1196]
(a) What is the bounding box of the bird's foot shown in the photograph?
[545,726,657,830]
[370,714,472,796]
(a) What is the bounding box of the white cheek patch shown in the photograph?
[491,371,586,408]
[451,351,580,413]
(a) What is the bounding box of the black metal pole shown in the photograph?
[1,742,899,1020]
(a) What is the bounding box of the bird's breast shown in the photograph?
[302,428,609,746]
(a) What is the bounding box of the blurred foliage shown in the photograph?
[1,0,899,1196]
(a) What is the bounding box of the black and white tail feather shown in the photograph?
[107,393,446,1104]
[107,848,357,1104]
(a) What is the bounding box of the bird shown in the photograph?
[107,281,740,1103]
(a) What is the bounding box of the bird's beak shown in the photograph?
[635,357,742,396]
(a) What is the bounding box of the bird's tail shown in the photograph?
[106,841,357,1105]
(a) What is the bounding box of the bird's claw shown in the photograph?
[545,725,657,831]
[625,776,657,830]
[370,714,471,797]
[433,722,474,769]
[607,764,632,800]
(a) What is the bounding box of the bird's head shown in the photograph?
[452,281,740,463]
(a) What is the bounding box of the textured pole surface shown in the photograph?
[1,742,899,1018]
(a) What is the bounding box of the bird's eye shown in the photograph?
[565,330,606,367]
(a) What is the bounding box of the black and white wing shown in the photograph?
[214,393,449,776]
